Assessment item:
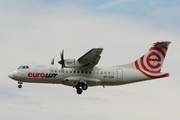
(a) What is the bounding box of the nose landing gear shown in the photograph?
[76,82,88,94]
[18,81,23,88]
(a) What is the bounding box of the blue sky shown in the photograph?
[41,0,180,19]
[2,0,179,30]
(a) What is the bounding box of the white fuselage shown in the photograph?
[9,64,151,87]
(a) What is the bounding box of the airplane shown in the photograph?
[8,41,171,94]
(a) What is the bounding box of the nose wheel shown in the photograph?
[18,84,22,88]
[18,81,23,88]
[76,82,88,94]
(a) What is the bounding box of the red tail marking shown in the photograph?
[135,45,168,78]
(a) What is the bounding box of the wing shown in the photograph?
[78,48,103,68]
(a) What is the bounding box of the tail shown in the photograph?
[119,41,171,79]
[134,41,171,78]
[135,41,171,72]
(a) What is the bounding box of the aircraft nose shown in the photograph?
[8,72,14,79]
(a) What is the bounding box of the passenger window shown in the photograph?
[77,71,80,73]
[85,71,88,74]
[100,71,103,74]
[89,71,91,74]
[74,71,76,73]
[26,66,29,69]
[66,70,68,73]
[70,70,72,73]
[81,71,84,74]
[23,66,25,69]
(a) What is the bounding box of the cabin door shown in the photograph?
[117,68,123,82]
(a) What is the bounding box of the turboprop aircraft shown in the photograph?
[8,41,171,94]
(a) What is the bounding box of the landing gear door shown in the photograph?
[117,68,123,82]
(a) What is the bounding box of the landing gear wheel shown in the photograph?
[75,82,88,94]
[82,84,88,90]
[18,84,22,88]
[77,88,83,94]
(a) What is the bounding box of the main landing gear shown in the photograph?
[18,81,23,88]
[76,82,88,94]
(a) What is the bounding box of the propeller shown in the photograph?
[58,50,65,72]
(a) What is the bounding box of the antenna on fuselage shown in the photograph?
[51,58,54,65]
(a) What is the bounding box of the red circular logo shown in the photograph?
[146,52,162,71]
[134,46,169,78]
[135,47,166,73]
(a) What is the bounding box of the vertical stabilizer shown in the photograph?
[134,41,171,78]
[135,41,171,72]
[118,41,171,79]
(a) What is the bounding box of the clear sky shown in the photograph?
[1,0,180,120]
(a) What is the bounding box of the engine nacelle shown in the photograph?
[64,58,83,68]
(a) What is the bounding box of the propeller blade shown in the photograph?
[61,50,64,64]
[58,50,65,73]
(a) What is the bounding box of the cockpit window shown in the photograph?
[17,66,23,69]
[17,66,29,69]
